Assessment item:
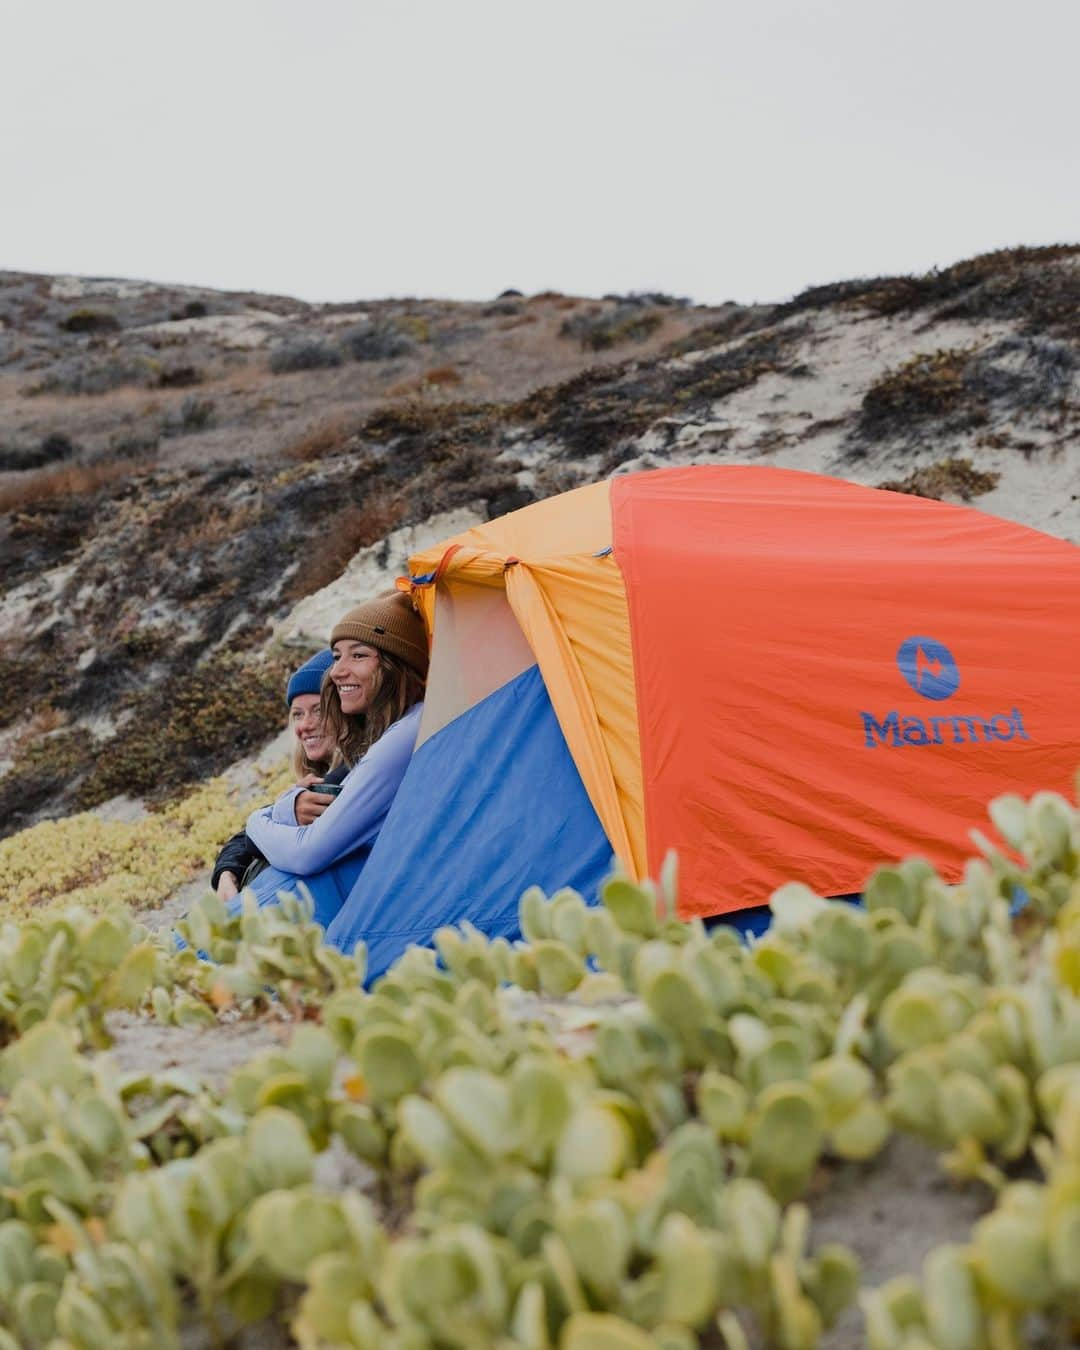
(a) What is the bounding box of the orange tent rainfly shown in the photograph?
[324,465,1080,978]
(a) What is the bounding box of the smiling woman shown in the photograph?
[210,648,337,901]
[226,592,429,928]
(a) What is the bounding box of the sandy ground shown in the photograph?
[814,1136,992,1347]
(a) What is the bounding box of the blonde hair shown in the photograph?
[320,648,425,768]
[290,734,332,782]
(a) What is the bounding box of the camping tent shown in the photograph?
[323,464,1080,978]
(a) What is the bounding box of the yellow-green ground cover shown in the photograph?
[0,763,293,918]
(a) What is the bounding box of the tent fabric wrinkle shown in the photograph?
[325,664,613,981]
[612,464,1080,917]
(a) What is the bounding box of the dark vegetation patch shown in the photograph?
[343,320,414,362]
[939,264,1080,341]
[0,648,292,835]
[344,323,804,476]
[284,418,354,463]
[668,248,1080,361]
[878,457,1001,501]
[156,364,202,389]
[857,338,1075,442]
[602,291,691,309]
[170,299,208,320]
[268,337,343,374]
[0,730,92,835]
[358,398,504,461]
[512,325,806,462]
[0,433,76,472]
[860,349,976,437]
[25,353,159,397]
[73,653,291,810]
[162,396,216,437]
[60,308,121,334]
[964,337,1076,409]
[560,304,664,351]
[665,307,774,355]
[850,245,1080,333]
[0,655,59,728]
[483,300,523,318]
[282,494,405,600]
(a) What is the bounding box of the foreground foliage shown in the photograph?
[1,783,1080,1346]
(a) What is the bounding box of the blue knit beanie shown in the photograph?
[285,649,334,706]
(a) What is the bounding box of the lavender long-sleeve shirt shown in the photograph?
[245,703,423,875]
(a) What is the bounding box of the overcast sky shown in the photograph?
[3,0,1078,307]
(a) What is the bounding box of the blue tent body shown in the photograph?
[323,665,613,981]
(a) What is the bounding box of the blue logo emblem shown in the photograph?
[897,636,960,701]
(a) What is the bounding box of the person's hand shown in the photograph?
[216,872,240,903]
[294,789,334,826]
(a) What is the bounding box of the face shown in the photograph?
[330,640,381,715]
[289,693,333,763]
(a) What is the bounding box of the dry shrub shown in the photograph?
[60,308,120,334]
[879,457,1001,501]
[285,418,352,463]
[269,337,342,374]
[560,305,664,352]
[856,244,1080,319]
[0,459,135,513]
[75,653,292,808]
[859,349,974,437]
[284,494,405,600]
[382,367,463,399]
[6,705,66,758]
[360,397,498,445]
[185,503,260,549]
[529,290,565,303]
[422,365,462,388]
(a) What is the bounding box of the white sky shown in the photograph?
[2,0,1078,307]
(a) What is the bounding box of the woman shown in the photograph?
[236,590,428,928]
[212,648,338,901]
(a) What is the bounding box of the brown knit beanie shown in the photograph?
[329,591,429,677]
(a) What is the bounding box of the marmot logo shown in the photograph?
[897,636,959,701]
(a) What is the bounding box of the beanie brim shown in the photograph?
[329,593,428,677]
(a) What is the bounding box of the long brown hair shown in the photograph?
[320,648,425,769]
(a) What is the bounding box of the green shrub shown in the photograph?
[342,319,414,362]
[59,308,120,334]
[269,338,343,374]
[560,304,665,351]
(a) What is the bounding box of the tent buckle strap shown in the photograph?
[503,556,520,571]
